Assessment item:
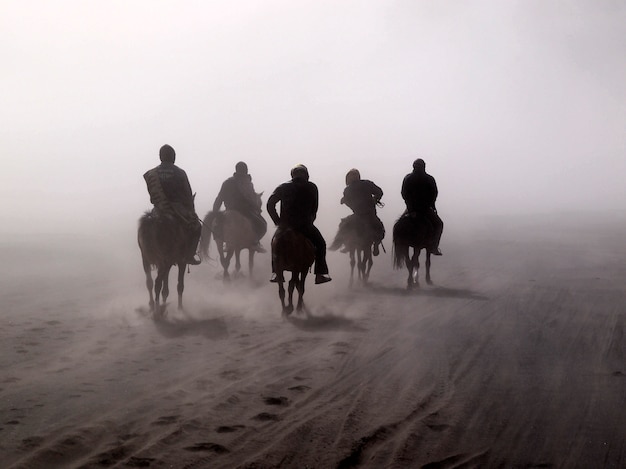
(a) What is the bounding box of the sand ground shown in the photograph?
[0,214,624,468]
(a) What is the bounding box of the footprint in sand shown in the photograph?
[288,385,311,392]
[184,442,229,453]
[263,396,290,406]
[252,412,280,422]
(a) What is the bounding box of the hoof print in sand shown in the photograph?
[252,412,280,422]
[184,442,229,453]
[263,396,290,406]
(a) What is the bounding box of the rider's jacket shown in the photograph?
[213,173,260,215]
[342,179,383,216]
[401,169,438,213]
[266,179,318,228]
[144,162,195,212]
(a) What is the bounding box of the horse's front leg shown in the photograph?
[425,251,432,285]
[176,262,185,310]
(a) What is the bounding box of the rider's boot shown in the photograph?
[187,254,202,265]
[252,241,267,253]
[373,243,380,256]
[431,247,442,256]
[270,272,284,283]
[315,274,332,284]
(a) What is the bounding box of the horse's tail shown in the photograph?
[328,216,353,251]
[392,216,408,269]
[199,211,216,260]
[328,225,344,251]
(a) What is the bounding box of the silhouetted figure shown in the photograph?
[339,168,385,256]
[267,164,332,284]
[213,161,267,253]
[401,158,443,255]
[143,144,202,265]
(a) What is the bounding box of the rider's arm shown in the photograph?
[266,190,281,225]
[371,181,383,202]
[212,182,226,212]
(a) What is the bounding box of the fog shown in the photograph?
[1,0,624,241]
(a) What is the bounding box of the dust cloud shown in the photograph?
[1,1,625,467]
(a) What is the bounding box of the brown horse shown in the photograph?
[200,207,266,282]
[329,215,376,287]
[138,211,188,313]
[392,214,437,289]
[271,226,315,315]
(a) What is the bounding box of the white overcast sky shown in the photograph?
[1,0,624,236]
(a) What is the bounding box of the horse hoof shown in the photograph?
[283,306,294,315]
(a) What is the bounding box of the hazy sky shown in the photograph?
[1,0,625,236]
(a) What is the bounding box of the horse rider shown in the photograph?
[212,161,267,253]
[340,168,385,256]
[401,158,443,255]
[266,164,332,285]
[143,144,202,265]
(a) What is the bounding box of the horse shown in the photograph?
[137,211,189,313]
[200,201,266,283]
[392,213,437,289]
[271,226,315,315]
[329,214,377,287]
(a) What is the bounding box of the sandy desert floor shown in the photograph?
[0,214,624,468]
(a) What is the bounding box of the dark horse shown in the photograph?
[329,214,377,287]
[138,211,188,313]
[200,196,266,282]
[271,226,315,315]
[392,214,437,289]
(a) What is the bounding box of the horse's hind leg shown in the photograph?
[404,251,412,289]
[349,250,356,288]
[248,250,255,279]
[156,265,171,314]
[296,272,307,312]
[286,276,296,314]
[278,277,288,313]
[142,258,155,310]
[364,247,373,283]
[234,250,242,278]
[176,262,185,310]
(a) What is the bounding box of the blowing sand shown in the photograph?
[1,214,624,468]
